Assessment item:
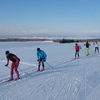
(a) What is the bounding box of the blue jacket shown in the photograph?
[37,50,47,61]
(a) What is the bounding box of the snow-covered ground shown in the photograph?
[0,41,100,100]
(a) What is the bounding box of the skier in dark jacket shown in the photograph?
[37,48,47,71]
[84,41,91,56]
[5,50,20,81]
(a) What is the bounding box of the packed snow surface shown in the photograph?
[0,41,100,100]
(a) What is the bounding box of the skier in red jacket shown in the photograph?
[5,50,20,81]
[74,43,81,59]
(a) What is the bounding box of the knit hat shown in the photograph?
[5,50,10,54]
[37,48,40,51]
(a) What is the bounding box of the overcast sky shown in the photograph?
[0,0,100,37]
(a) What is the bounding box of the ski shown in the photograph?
[36,70,44,72]
[0,78,20,85]
[74,58,79,60]
[0,80,8,84]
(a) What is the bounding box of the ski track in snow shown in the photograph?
[0,52,100,100]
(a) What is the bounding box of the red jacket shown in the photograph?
[75,45,80,50]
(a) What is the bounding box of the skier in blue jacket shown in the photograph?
[37,48,47,71]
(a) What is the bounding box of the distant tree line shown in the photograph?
[0,38,50,42]
[0,38,100,43]
[59,39,75,43]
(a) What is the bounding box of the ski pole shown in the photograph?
[17,68,32,77]
[6,66,10,69]
[6,65,32,77]
[46,62,54,69]
[81,49,86,54]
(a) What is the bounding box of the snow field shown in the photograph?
[0,41,100,100]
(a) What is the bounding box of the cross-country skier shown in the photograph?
[93,41,99,53]
[74,43,81,59]
[84,41,91,56]
[37,48,47,71]
[5,50,20,81]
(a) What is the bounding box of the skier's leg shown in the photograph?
[98,47,99,52]
[86,48,89,55]
[95,47,96,53]
[97,47,99,52]
[75,51,77,59]
[41,60,44,71]
[87,48,89,55]
[9,62,14,81]
[14,62,20,79]
[78,51,79,58]
[37,60,41,71]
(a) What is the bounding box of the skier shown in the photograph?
[37,48,47,71]
[84,41,91,56]
[93,41,99,53]
[74,43,81,59]
[5,50,20,81]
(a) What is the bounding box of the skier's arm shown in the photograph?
[5,58,9,66]
[37,52,40,61]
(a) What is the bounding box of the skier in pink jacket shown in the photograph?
[5,50,20,81]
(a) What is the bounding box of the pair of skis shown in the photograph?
[0,69,44,84]
[0,78,20,84]
[36,69,44,72]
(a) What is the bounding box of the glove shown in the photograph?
[5,64,8,67]
[37,59,40,62]
[42,59,46,62]
[14,63,18,67]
